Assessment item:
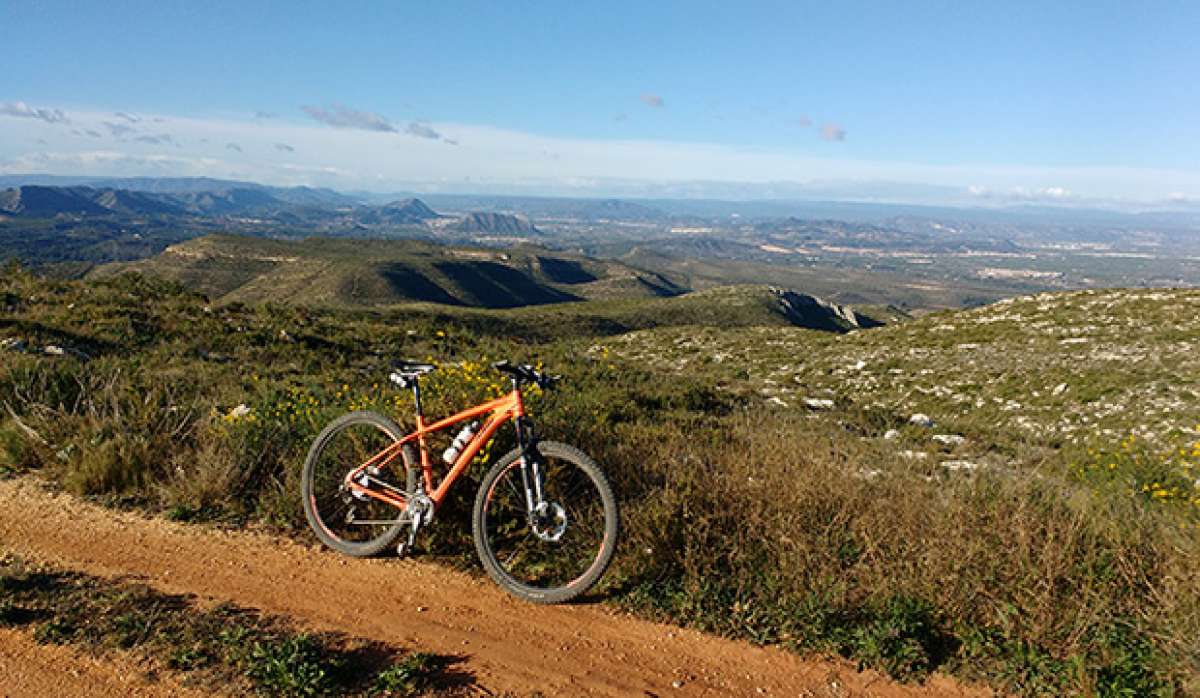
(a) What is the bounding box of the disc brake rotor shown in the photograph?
[531,501,568,542]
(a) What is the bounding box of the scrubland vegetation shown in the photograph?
[2,264,1198,695]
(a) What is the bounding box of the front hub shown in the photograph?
[531,501,567,542]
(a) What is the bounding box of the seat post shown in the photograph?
[411,378,424,419]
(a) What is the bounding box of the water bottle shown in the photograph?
[442,422,478,464]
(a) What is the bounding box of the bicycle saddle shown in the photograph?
[391,360,437,377]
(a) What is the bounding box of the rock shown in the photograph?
[932,434,966,446]
[803,397,835,410]
[899,450,928,460]
[765,396,789,408]
[909,413,935,428]
[941,460,982,472]
[43,345,65,356]
[883,429,901,440]
[227,404,251,419]
[770,290,881,332]
[198,349,231,363]
[1052,383,1068,396]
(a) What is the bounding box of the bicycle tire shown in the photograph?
[302,411,415,557]
[472,441,619,604]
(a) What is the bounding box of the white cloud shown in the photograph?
[405,121,447,141]
[302,103,397,132]
[0,101,69,124]
[103,121,137,138]
[1,103,1199,205]
[133,133,175,146]
[968,184,1080,203]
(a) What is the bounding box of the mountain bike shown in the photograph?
[301,360,619,604]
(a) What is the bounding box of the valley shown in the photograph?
[5,177,1200,315]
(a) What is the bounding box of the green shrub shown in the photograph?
[62,432,156,495]
[241,634,331,697]
[372,652,442,695]
[0,420,39,471]
[846,596,946,679]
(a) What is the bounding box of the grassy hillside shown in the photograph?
[1,266,1197,694]
[607,287,1200,457]
[369,284,904,341]
[93,234,685,308]
[91,234,901,334]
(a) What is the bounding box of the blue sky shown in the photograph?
[2,1,1198,205]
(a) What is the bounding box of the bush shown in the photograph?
[614,413,1197,692]
[240,634,330,697]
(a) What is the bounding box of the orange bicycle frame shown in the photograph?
[344,388,526,511]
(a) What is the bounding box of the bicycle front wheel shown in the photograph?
[472,441,619,604]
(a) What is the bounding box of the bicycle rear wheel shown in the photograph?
[302,411,415,557]
[472,441,619,604]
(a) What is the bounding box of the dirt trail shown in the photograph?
[0,478,991,697]
[0,627,210,698]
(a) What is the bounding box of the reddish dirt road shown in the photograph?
[0,627,209,698]
[0,478,992,697]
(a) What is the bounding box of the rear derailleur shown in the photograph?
[396,489,434,558]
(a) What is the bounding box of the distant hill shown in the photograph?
[0,184,285,219]
[0,184,440,225]
[88,234,898,334]
[0,176,362,207]
[389,284,903,339]
[92,234,686,309]
[453,212,539,235]
[0,186,114,217]
[413,194,668,221]
[357,198,440,225]
[91,188,188,216]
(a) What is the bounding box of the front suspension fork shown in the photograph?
[515,416,546,515]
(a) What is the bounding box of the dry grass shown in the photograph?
[615,413,1198,693]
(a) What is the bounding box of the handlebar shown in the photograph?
[492,360,560,390]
